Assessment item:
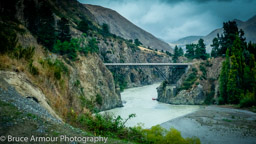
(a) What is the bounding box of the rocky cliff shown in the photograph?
[157,57,224,105]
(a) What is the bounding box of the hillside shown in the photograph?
[85,4,173,52]
[170,15,256,53]
[170,36,203,49]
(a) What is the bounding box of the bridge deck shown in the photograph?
[104,63,192,66]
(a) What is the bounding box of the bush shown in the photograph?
[102,23,110,35]
[78,20,89,33]
[53,39,78,60]
[13,45,35,60]
[28,60,39,75]
[199,65,207,80]
[180,70,198,90]
[0,23,18,54]
[112,71,128,92]
[67,109,201,144]
[142,125,201,144]
[240,92,256,108]
[96,94,103,105]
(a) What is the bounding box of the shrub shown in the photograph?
[67,109,200,144]
[199,65,207,80]
[240,92,256,108]
[113,72,128,92]
[13,45,35,60]
[28,60,39,75]
[142,125,201,144]
[78,20,89,33]
[96,94,103,105]
[180,70,198,90]
[0,23,18,54]
[102,23,110,35]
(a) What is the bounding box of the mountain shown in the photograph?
[170,36,203,48]
[170,15,256,53]
[85,4,173,52]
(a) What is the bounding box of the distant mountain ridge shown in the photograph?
[169,15,256,53]
[85,4,173,52]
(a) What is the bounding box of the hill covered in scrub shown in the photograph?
[85,4,173,52]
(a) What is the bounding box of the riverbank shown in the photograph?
[103,83,201,128]
[161,105,256,144]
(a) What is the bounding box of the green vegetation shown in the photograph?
[67,110,200,144]
[210,38,219,57]
[40,58,69,80]
[173,45,184,62]
[142,125,200,144]
[134,38,143,46]
[185,39,207,60]
[185,44,197,59]
[96,94,103,105]
[77,20,90,33]
[179,68,198,90]
[199,64,207,80]
[28,60,39,75]
[102,23,110,35]
[218,21,256,107]
[57,17,71,42]
[13,45,35,60]
[112,71,128,92]
[0,21,26,55]
[53,36,99,61]
[195,39,207,60]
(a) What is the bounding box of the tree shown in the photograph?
[37,1,56,51]
[173,45,179,63]
[219,49,230,104]
[178,47,184,56]
[78,20,89,33]
[134,39,142,46]
[102,23,110,35]
[185,44,196,59]
[211,38,219,57]
[218,21,246,56]
[195,39,207,60]
[57,17,71,42]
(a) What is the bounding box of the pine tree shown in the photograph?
[211,37,219,57]
[37,1,56,51]
[185,44,196,59]
[178,47,184,56]
[57,17,71,42]
[173,45,179,63]
[195,39,207,60]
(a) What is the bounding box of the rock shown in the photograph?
[157,83,205,105]
[172,84,205,105]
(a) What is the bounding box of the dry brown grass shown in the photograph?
[0,46,72,120]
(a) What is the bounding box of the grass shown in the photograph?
[222,119,232,122]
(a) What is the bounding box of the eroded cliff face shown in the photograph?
[157,58,224,105]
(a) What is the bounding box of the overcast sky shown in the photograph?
[79,0,256,42]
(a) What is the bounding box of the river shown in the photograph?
[103,83,200,128]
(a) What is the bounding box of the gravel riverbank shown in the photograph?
[161,106,256,144]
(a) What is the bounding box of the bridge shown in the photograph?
[104,63,192,84]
